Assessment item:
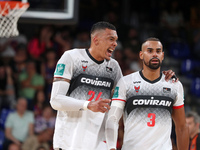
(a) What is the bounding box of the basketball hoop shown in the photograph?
[0,1,29,38]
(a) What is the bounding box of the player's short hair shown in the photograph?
[90,21,116,34]
[141,37,163,51]
[186,111,200,124]
[143,37,161,43]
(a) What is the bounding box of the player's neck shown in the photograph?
[142,67,161,81]
[88,47,104,62]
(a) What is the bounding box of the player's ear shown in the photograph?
[162,51,164,61]
[93,36,99,45]
[139,50,143,60]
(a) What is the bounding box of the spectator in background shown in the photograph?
[27,25,55,61]
[190,1,200,29]
[54,26,73,57]
[0,61,16,109]
[40,49,57,99]
[11,43,29,75]
[160,0,186,43]
[103,11,120,30]
[33,90,47,118]
[22,128,53,150]
[123,46,142,74]
[0,34,27,65]
[112,49,128,75]
[122,27,142,74]
[123,27,140,49]
[18,60,45,110]
[103,10,129,43]
[36,146,47,150]
[8,143,21,150]
[3,97,34,150]
[0,38,15,62]
[34,105,55,134]
[186,111,200,150]
[73,29,90,48]
[192,29,200,59]
[10,44,29,97]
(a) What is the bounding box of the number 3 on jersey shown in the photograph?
[88,91,102,101]
[147,113,156,127]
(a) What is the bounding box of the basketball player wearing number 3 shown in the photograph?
[50,21,179,150]
[105,37,189,150]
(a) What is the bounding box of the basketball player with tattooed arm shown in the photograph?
[105,37,189,150]
[50,21,178,150]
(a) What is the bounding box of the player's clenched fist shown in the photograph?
[87,99,111,113]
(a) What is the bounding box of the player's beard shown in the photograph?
[143,58,161,70]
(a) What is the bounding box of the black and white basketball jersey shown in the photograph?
[112,71,184,150]
[53,48,122,150]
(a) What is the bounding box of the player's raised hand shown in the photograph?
[87,99,111,113]
[163,70,178,82]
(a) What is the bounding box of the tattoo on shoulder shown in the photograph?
[53,78,70,83]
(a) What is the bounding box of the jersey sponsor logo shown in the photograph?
[133,81,141,84]
[82,65,87,71]
[163,87,171,93]
[132,97,172,107]
[81,77,111,87]
[81,60,88,63]
[134,86,140,93]
[81,60,88,71]
[125,95,174,115]
[113,87,119,98]
[68,74,114,94]
[133,81,141,93]
[54,64,65,76]
[106,66,113,73]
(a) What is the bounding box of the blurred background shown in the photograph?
[0,0,200,149]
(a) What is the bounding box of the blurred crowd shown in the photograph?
[0,0,200,150]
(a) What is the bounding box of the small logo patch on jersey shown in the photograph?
[81,60,88,63]
[82,65,87,71]
[113,87,119,98]
[54,64,65,76]
[163,87,171,93]
[133,81,141,84]
[82,60,88,71]
[106,66,113,72]
[134,86,140,93]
